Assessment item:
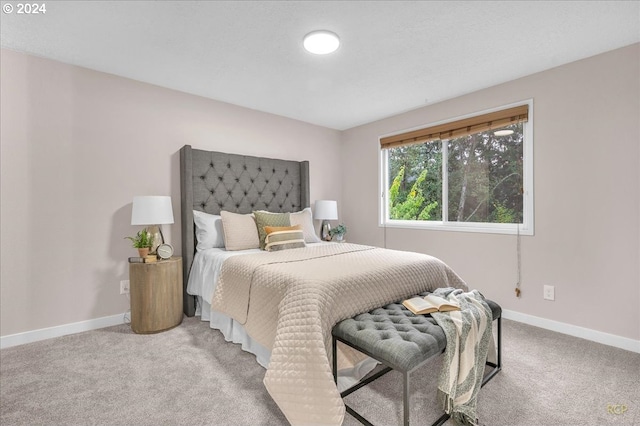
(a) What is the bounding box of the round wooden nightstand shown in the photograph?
[129,257,183,334]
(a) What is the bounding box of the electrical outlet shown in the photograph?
[543,285,555,301]
[120,280,130,295]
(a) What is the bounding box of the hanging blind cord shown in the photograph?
[515,223,522,297]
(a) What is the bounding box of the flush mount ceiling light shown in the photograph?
[494,129,514,136]
[303,30,340,55]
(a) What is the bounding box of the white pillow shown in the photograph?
[290,207,321,243]
[220,211,260,251]
[193,210,225,250]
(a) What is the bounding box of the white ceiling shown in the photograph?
[2,1,639,130]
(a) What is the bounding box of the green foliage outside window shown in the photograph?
[388,123,523,224]
[389,166,438,220]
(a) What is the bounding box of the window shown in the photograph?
[379,101,533,235]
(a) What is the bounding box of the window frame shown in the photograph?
[379,100,534,236]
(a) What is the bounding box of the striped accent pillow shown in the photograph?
[254,211,291,250]
[264,225,306,252]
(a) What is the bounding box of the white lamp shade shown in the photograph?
[314,200,338,220]
[131,196,174,225]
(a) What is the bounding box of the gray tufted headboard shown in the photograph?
[179,145,310,316]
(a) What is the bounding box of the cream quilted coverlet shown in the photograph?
[212,243,468,425]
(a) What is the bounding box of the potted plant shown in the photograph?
[329,224,347,242]
[125,229,154,257]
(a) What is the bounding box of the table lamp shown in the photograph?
[314,200,338,241]
[131,196,174,254]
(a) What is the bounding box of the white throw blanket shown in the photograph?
[431,288,493,426]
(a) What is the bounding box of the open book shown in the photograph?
[402,294,460,315]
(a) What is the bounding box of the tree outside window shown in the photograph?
[381,102,533,235]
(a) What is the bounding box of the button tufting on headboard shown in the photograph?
[181,145,310,317]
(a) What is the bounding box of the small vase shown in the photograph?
[335,234,344,242]
[138,248,150,258]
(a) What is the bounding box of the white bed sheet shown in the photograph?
[187,247,261,306]
[187,244,378,391]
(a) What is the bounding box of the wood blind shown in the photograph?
[380,104,529,150]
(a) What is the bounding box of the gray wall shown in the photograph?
[0,48,342,336]
[341,44,640,342]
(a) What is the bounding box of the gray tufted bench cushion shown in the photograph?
[332,293,502,426]
[333,296,501,372]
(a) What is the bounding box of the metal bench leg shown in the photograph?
[403,371,409,426]
[332,337,338,384]
[482,316,502,386]
[432,413,450,426]
[497,315,502,368]
[346,406,375,426]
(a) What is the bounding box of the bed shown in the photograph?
[179,145,469,426]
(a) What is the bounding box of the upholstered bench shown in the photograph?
[332,294,502,426]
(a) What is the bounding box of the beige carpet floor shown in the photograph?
[1,317,638,425]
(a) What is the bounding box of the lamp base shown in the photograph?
[320,220,332,242]
[146,225,164,254]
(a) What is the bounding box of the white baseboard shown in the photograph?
[502,309,640,354]
[3,309,638,354]
[0,314,125,349]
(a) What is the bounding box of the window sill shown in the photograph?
[380,220,534,236]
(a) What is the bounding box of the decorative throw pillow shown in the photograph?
[263,224,302,235]
[220,211,260,251]
[290,207,321,243]
[193,210,225,250]
[264,225,306,252]
[253,211,291,250]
